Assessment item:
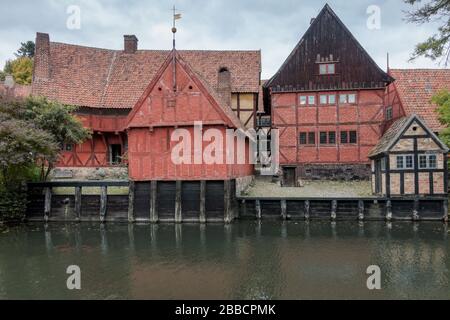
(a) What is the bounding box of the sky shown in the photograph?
[0,0,447,79]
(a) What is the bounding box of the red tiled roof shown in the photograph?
[389,69,450,132]
[32,41,261,109]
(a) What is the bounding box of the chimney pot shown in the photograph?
[124,35,138,53]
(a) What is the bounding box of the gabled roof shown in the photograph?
[126,50,244,130]
[369,114,449,158]
[265,4,393,92]
[32,39,261,109]
[389,69,450,132]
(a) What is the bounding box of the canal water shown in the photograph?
[0,221,449,300]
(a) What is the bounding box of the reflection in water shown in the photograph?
[0,221,448,299]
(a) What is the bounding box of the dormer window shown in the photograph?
[319,63,335,75]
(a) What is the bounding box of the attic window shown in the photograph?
[319,63,335,75]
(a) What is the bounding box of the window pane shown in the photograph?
[349,131,357,144]
[65,144,73,151]
[320,132,327,144]
[339,94,347,104]
[328,64,335,74]
[328,132,336,144]
[386,107,393,121]
[308,95,315,105]
[300,96,307,105]
[319,64,327,75]
[396,156,404,169]
[381,158,386,170]
[405,156,413,168]
[419,155,427,169]
[320,95,327,104]
[429,155,437,168]
[328,94,336,104]
[340,131,348,144]
[348,94,356,104]
[299,133,307,145]
[308,132,315,145]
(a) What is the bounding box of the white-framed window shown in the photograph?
[339,93,357,104]
[319,63,336,75]
[320,94,336,105]
[300,96,307,105]
[419,154,438,169]
[396,155,414,169]
[299,95,316,106]
[381,157,386,171]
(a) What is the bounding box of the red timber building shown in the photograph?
[264,4,394,185]
[32,32,261,181]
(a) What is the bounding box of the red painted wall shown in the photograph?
[127,53,254,181]
[272,89,386,165]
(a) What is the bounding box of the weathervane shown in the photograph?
[172,5,181,91]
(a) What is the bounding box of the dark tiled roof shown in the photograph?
[32,41,261,109]
[390,69,450,132]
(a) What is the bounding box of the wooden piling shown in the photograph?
[331,200,337,220]
[255,200,262,219]
[281,200,287,220]
[304,200,310,220]
[100,186,107,222]
[175,180,182,223]
[386,200,393,221]
[443,198,449,222]
[150,180,158,223]
[44,187,52,221]
[128,181,135,223]
[199,180,206,224]
[358,200,365,221]
[412,198,420,221]
[74,186,82,221]
[224,180,232,223]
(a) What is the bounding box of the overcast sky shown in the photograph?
[0,0,447,79]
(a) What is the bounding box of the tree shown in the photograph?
[15,41,35,58]
[434,90,450,146]
[405,0,450,65]
[7,57,33,85]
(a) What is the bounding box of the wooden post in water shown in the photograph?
[74,186,82,221]
[358,200,365,221]
[44,187,52,222]
[443,198,449,222]
[128,181,135,223]
[224,180,232,223]
[100,186,107,222]
[331,200,337,220]
[386,200,393,221]
[150,181,158,223]
[199,180,206,224]
[255,200,262,219]
[412,198,420,221]
[281,200,287,220]
[304,200,310,220]
[175,180,182,223]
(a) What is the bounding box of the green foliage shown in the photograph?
[7,57,33,85]
[0,188,28,221]
[434,90,450,146]
[15,41,35,58]
[405,0,450,65]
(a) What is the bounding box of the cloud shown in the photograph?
[0,0,446,78]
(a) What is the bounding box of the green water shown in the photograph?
[0,221,449,300]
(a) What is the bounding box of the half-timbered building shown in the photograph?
[369,114,448,197]
[264,4,394,185]
[32,32,261,171]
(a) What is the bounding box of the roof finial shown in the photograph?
[172,5,181,50]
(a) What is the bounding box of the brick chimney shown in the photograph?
[34,32,50,81]
[217,67,232,106]
[124,35,138,53]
